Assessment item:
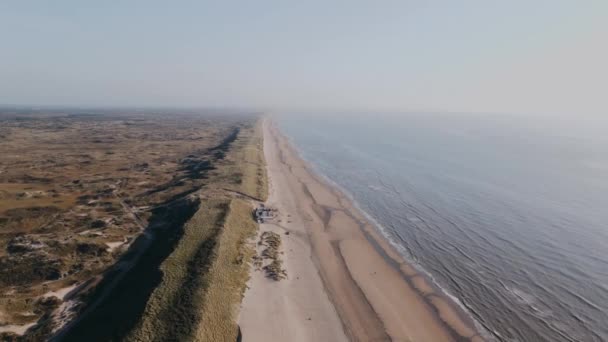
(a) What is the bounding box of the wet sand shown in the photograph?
[238,119,484,342]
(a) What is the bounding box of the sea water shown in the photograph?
[279,112,608,342]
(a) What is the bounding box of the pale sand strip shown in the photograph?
[237,120,348,342]
[238,119,484,342]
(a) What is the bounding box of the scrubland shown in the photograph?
[0,110,266,341]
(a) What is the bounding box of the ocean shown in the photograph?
[278,112,608,342]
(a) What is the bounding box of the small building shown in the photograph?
[254,206,276,223]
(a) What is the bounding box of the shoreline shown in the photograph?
[239,118,484,341]
[283,127,493,340]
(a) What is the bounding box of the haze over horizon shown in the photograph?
[1,1,606,116]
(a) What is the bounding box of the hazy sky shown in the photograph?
[1,1,606,115]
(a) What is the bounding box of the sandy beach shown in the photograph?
[239,119,484,342]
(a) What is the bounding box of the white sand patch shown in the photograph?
[43,284,78,300]
[106,241,124,252]
[78,229,104,236]
[0,322,36,335]
[51,300,80,333]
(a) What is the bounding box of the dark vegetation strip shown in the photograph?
[50,198,201,342]
[126,200,230,341]
[137,127,239,198]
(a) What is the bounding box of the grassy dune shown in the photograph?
[193,198,258,341]
[125,199,230,341]
[219,119,268,201]
[124,117,267,341]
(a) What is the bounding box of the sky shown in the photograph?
[1,1,607,115]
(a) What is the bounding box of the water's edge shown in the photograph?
[276,122,494,341]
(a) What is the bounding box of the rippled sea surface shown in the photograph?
[279,113,608,342]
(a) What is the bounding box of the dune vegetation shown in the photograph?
[126,119,267,342]
[1,111,267,341]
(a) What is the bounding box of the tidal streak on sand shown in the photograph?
[239,119,483,342]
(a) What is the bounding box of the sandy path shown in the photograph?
[238,119,484,342]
